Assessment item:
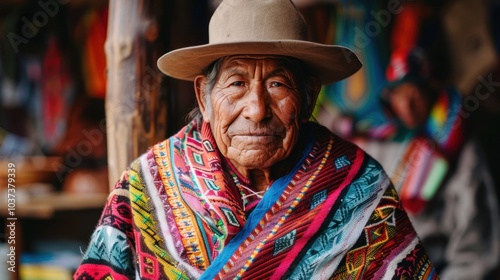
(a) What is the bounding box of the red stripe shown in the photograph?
[270,148,366,279]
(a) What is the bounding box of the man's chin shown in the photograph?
[227,150,283,169]
[230,135,283,147]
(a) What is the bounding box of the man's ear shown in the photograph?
[304,76,322,121]
[194,75,210,122]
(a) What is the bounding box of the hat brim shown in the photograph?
[157,40,362,85]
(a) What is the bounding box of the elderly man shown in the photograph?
[74,0,438,279]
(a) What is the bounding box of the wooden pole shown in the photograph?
[104,0,167,189]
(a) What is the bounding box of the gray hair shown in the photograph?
[185,57,317,123]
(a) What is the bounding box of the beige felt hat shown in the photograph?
[157,0,362,85]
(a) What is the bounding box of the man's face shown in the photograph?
[388,82,431,129]
[196,56,310,172]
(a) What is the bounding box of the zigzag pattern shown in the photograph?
[84,226,133,273]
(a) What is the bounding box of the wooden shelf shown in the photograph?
[2,192,108,219]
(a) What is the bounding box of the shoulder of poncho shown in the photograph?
[134,123,195,163]
[314,122,386,175]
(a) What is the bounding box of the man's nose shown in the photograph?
[242,84,271,122]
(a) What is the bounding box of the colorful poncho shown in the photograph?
[74,121,438,279]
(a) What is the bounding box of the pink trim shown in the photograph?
[73,264,131,280]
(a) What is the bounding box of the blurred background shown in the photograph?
[0,0,499,279]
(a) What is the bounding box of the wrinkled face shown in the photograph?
[195,55,317,172]
[389,82,431,129]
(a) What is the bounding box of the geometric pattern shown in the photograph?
[193,152,204,165]
[139,252,160,279]
[221,207,240,227]
[74,120,439,280]
[334,155,351,170]
[310,189,327,210]
[273,229,297,256]
[203,140,214,152]
[330,185,438,280]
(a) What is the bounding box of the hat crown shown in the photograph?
[157,0,361,84]
[209,0,308,44]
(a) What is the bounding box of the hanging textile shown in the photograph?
[316,0,389,135]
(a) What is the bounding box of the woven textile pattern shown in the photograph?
[74,121,438,279]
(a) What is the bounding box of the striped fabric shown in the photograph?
[390,137,449,214]
[74,121,438,279]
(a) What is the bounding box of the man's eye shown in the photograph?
[270,81,284,87]
[231,81,245,87]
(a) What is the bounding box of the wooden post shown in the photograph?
[104,0,167,189]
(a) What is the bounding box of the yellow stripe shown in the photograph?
[129,162,188,279]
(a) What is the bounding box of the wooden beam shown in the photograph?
[104,0,167,189]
